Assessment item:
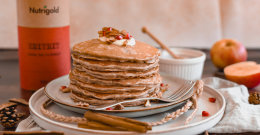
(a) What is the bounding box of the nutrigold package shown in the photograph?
[17,0,71,90]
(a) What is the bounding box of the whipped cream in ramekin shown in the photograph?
[99,37,136,46]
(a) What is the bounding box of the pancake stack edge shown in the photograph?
[68,39,162,107]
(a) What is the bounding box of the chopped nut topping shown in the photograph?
[114,104,124,110]
[121,30,128,36]
[98,27,120,38]
[98,27,133,44]
[109,37,116,41]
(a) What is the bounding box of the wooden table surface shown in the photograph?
[0,49,260,134]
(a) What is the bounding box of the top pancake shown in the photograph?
[72,39,160,63]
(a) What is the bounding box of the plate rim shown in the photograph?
[29,85,226,134]
[43,74,193,113]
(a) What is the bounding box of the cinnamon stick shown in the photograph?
[94,112,151,129]
[78,121,124,131]
[84,111,151,133]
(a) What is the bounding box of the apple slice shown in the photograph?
[224,61,260,88]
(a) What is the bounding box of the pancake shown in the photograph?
[72,55,159,72]
[70,87,160,106]
[70,92,146,106]
[70,69,162,86]
[70,81,158,94]
[70,77,159,94]
[69,84,159,100]
[68,27,163,107]
[69,79,147,92]
[74,64,159,79]
[72,39,160,63]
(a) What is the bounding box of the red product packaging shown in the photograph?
[17,0,71,90]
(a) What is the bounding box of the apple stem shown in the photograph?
[226,42,233,47]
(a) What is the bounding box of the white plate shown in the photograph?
[44,75,194,117]
[29,86,225,135]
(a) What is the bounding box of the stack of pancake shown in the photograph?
[68,31,161,107]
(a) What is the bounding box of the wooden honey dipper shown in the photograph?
[142,27,181,59]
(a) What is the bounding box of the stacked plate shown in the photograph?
[28,74,226,134]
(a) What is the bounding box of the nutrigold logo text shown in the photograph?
[29,5,59,15]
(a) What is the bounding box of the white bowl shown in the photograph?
[159,48,206,80]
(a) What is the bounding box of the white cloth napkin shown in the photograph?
[16,116,43,132]
[203,77,260,133]
[16,77,260,133]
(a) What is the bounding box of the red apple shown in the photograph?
[210,39,247,70]
[224,61,260,88]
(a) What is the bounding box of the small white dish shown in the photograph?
[159,48,206,81]
[44,75,193,117]
[30,84,225,135]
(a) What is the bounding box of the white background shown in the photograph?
[1,0,260,49]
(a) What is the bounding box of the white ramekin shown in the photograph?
[159,48,206,81]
